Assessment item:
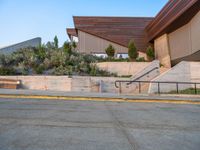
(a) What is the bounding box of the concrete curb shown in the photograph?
[0,94,200,105]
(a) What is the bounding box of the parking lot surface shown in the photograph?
[0,98,200,150]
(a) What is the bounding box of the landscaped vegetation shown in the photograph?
[146,46,155,61]
[0,37,156,76]
[0,37,117,76]
[105,44,115,58]
[128,40,138,61]
[168,88,200,95]
[104,40,147,62]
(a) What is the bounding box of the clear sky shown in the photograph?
[0,0,168,47]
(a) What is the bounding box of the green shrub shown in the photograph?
[34,64,45,74]
[136,57,146,62]
[54,36,59,48]
[0,67,15,75]
[72,41,77,49]
[0,38,118,77]
[146,46,155,61]
[105,44,115,58]
[63,42,72,55]
[128,40,138,61]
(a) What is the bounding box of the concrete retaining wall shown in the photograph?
[0,76,72,91]
[72,76,129,93]
[0,61,161,94]
[0,75,126,93]
[96,62,152,76]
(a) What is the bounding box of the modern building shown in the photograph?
[67,17,153,58]
[0,37,42,54]
[67,0,200,67]
[146,0,200,67]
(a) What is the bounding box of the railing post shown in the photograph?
[119,82,122,94]
[139,81,141,94]
[195,83,197,95]
[176,83,179,94]
[158,82,160,95]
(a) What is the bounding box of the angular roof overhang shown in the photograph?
[145,0,200,42]
[66,28,78,38]
[73,16,153,52]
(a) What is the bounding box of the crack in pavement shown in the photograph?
[104,102,138,150]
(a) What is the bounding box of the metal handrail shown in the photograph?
[115,67,159,88]
[115,80,200,94]
[127,67,159,85]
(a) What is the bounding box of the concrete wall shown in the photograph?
[0,60,160,94]
[0,38,41,54]
[0,76,72,91]
[121,60,160,94]
[0,75,126,93]
[73,60,159,93]
[95,62,152,76]
[77,30,146,58]
[71,76,129,93]
[149,61,200,93]
[154,11,200,67]
[190,62,200,83]
[168,11,200,61]
[154,34,171,68]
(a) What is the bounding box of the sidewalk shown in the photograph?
[0,89,200,104]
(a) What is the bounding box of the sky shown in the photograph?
[0,0,168,47]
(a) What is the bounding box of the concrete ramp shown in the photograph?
[149,61,200,94]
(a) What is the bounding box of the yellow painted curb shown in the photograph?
[0,94,199,105]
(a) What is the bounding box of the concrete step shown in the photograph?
[160,67,170,74]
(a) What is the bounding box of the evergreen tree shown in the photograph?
[146,46,155,61]
[54,36,59,48]
[63,41,72,55]
[105,44,115,58]
[128,40,138,61]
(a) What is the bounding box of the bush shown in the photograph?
[63,42,72,55]
[128,40,138,61]
[0,39,118,77]
[0,67,15,75]
[72,41,77,50]
[146,46,155,61]
[34,64,45,74]
[54,36,59,48]
[105,44,115,58]
[136,57,146,62]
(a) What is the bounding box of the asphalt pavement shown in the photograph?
[0,97,200,150]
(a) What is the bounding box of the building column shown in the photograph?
[154,34,171,68]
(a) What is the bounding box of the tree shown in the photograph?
[54,36,59,48]
[63,41,72,55]
[46,41,55,49]
[105,44,115,58]
[146,46,155,61]
[72,41,77,50]
[128,40,138,61]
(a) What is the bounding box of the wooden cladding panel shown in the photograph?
[73,17,153,52]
